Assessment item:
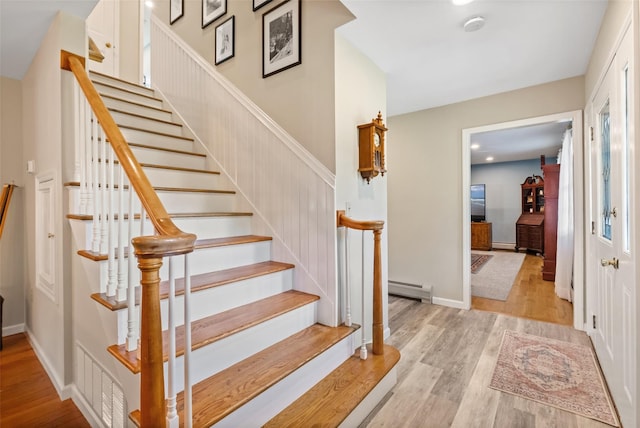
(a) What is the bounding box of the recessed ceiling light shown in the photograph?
[452,0,475,5]
[471,143,480,150]
[145,1,154,8]
[486,156,494,162]
[463,16,485,32]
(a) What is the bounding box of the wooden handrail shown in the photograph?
[337,210,384,355]
[61,50,196,427]
[0,184,16,239]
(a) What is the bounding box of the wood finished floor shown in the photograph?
[0,333,89,427]
[361,296,613,428]
[472,252,574,326]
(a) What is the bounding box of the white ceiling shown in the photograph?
[470,120,570,165]
[0,0,97,80]
[338,0,608,116]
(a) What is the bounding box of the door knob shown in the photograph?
[600,258,619,269]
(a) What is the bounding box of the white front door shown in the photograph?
[87,0,119,76]
[587,25,636,428]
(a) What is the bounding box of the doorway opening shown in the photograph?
[461,110,584,329]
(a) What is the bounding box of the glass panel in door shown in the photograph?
[600,100,612,240]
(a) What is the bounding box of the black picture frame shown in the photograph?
[215,16,235,65]
[202,0,227,29]
[253,0,273,12]
[170,0,184,24]
[262,0,301,78]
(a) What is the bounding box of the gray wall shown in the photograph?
[471,158,556,245]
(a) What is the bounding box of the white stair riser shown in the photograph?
[143,168,222,190]
[164,302,318,392]
[339,368,398,428]
[111,111,184,137]
[90,73,155,97]
[158,190,237,213]
[120,127,194,152]
[94,82,163,108]
[132,147,207,171]
[157,269,293,329]
[214,333,356,428]
[158,241,272,279]
[173,216,252,240]
[102,96,173,122]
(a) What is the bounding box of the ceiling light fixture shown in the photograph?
[452,0,475,5]
[145,1,154,8]
[471,143,480,150]
[463,16,485,32]
[486,156,494,162]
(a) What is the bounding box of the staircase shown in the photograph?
[67,70,399,427]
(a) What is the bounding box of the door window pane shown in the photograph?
[600,100,612,241]
[623,66,631,252]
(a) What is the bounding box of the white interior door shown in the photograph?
[87,0,119,76]
[588,26,636,428]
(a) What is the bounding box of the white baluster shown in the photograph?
[100,124,108,255]
[345,226,352,327]
[84,100,93,216]
[116,167,127,302]
[126,183,138,352]
[360,231,367,360]
[106,144,117,297]
[91,111,101,253]
[183,254,193,428]
[79,94,88,215]
[72,81,81,183]
[166,256,179,428]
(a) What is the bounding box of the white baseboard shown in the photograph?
[25,328,73,400]
[2,323,25,337]
[432,297,468,310]
[71,385,104,427]
[491,242,516,250]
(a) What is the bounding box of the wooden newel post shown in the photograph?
[137,256,165,428]
[372,229,384,355]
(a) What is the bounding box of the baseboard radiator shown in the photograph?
[388,280,432,303]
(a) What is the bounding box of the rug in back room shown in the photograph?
[471,250,525,301]
[490,330,620,426]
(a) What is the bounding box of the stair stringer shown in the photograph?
[150,23,339,326]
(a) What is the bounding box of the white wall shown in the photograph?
[0,76,25,335]
[21,11,85,395]
[334,34,388,336]
[152,0,353,172]
[388,76,584,303]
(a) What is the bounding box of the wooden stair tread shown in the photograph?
[116,124,195,141]
[99,93,172,114]
[139,162,219,175]
[64,181,234,194]
[67,211,252,221]
[264,344,400,427]
[127,142,206,157]
[91,259,293,310]
[129,323,358,427]
[91,80,161,102]
[108,107,183,127]
[90,70,155,94]
[109,290,318,373]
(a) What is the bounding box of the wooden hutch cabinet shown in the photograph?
[471,222,492,251]
[542,164,560,281]
[515,175,545,253]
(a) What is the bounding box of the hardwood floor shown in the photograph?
[0,333,88,428]
[362,296,613,428]
[472,252,574,325]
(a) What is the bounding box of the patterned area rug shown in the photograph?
[490,330,620,426]
[471,253,493,274]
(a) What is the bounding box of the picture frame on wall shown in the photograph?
[202,0,227,29]
[215,16,235,65]
[170,0,184,24]
[262,0,301,78]
[253,0,273,12]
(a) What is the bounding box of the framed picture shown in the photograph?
[253,0,273,12]
[262,0,301,78]
[202,0,227,29]
[170,0,184,24]
[215,16,235,65]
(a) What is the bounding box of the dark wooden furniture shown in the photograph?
[471,222,492,251]
[515,214,544,253]
[542,164,560,281]
[521,175,545,214]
